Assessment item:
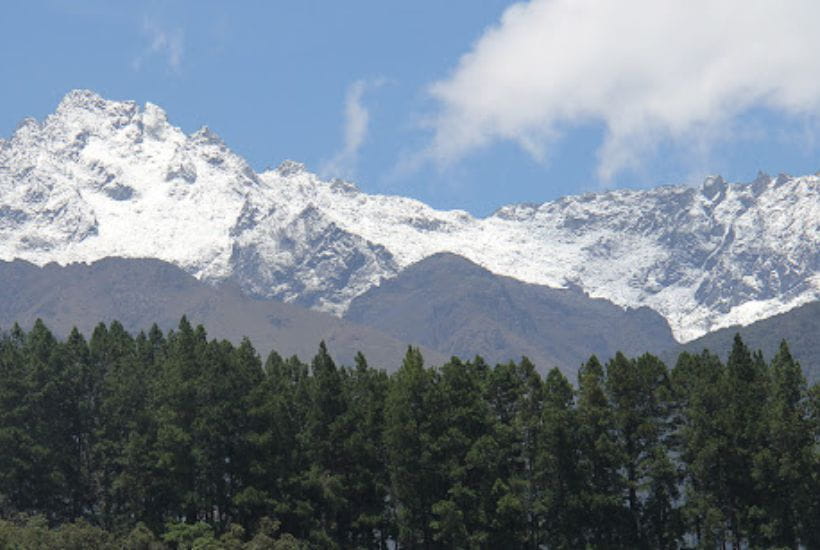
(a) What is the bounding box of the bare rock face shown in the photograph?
[2,90,820,342]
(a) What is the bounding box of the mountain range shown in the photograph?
[0,255,683,378]
[0,257,448,369]
[346,252,676,378]
[0,90,818,362]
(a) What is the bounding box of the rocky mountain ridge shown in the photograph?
[1,90,818,341]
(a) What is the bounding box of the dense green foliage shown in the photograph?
[0,319,817,549]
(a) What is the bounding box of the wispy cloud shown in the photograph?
[133,18,184,73]
[426,0,820,182]
[323,79,385,180]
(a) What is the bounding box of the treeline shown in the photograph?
[0,318,817,549]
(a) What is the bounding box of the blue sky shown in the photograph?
[3,1,820,216]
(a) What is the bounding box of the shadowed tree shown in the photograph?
[672,349,730,547]
[575,355,628,547]
[752,341,814,548]
[539,366,583,549]
[385,347,441,548]
[606,352,680,549]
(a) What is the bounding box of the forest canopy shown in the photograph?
[0,317,817,549]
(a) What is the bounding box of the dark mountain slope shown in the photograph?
[670,300,820,383]
[0,258,446,370]
[344,252,677,378]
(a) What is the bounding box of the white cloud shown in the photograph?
[428,0,820,181]
[133,19,184,73]
[323,79,383,179]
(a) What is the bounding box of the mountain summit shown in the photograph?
[1,90,818,341]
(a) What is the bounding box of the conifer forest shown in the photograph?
[0,317,817,549]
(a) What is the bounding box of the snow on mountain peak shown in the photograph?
[56,89,108,112]
[190,126,225,146]
[2,90,819,342]
[276,159,307,176]
[143,102,170,138]
[700,174,727,199]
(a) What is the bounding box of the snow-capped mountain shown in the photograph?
[0,90,397,315]
[1,90,818,342]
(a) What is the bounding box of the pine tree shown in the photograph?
[90,321,142,528]
[605,352,681,548]
[804,381,820,547]
[384,347,440,547]
[484,358,544,548]
[428,356,495,547]
[539,366,583,549]
[301,341,348,545]
[61,327,97,522]
[153,316,205,524]
[752,341,814,547]
[0,317,816,547]
[722,335,768,546]
[672,350,730,547]
[192,337,263,530]
[575,355,628,547]
[23,319,82,522]
[0,324,33,516]
[335,351,392,547]
[241,351,311,538]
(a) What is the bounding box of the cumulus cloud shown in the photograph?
[133,19,184,73]
[428,0,820,181]
[324,79,384,179]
